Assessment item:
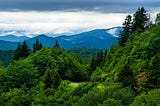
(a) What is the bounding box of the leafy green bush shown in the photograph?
[0,59,39,92]
[131,89,160,106]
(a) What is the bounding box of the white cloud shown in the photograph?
[0,11,128,36]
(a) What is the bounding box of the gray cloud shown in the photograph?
[0,0,159,12]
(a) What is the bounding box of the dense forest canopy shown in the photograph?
[0,7,160,105]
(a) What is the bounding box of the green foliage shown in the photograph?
[148,53,160,87]
[29,47,55,76]
[0,50,15,66]
[98,98,122,106]
[116,63,134,87]
[74,82,134,106]
[90,67,107,82]
[96,50,105,66]
[0,88,32,106]
[68,47,100,60]
[0,59,39,92]
[20,40,30,58]
[89,50,106,76]
[13,43,22,60]
[89,56,96,74]
[132,7,149,32]
[29,47,88,81]
[101,25,160,93]
[0,66,7,93]
[13,41,30,60]
[119,15,132,46]
[131,89,160,106]
[33,38,43,53]
[43,68,62,88]
[70,82,96,97]
[119,7,151,46]
[1,9,160,106]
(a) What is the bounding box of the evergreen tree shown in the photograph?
[89,50,105,75]
[89,56,96,75]
[21,40,30,58]
[104,49,108,58]
[96,50,104,67]
[132,7,149,32]
[119,15,132,46]
[39,43,43,49]
[13,43,22,60]
[13,41,30,60]
[33,39,43,53]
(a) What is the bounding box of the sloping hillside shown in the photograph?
[92,25,160,92]
[1,25,160,106]
[0,27,121,50]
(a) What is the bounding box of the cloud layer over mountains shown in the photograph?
[0,12,126,36]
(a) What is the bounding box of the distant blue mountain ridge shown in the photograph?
[0,27,122,50]
[0,35,29,42]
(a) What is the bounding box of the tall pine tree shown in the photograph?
[13,41,30,60]
[132,7,149,32]
[119,15,132,46]
[21,40,30,58]
[89,56,96,75]
[33,39,43,53]
[95,50,104,67]
[89,50,105,75]
[13,43,22,60]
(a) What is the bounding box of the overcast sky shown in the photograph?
[0,0,159,36]
[0,0,160,12]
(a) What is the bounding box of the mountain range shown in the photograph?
[0,27,122,50]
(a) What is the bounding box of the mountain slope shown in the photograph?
[60,28,120,48]
[106,27,123,37]
[0,35,29,42]
[26,27,121,49]
[0,27,122,50]
[1,25,160,106]
[0,40,18,50]
[26,34,72,49]
[91,25,160,90]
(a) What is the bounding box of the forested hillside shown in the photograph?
[0,7,160,106]
[0,50,15,66]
